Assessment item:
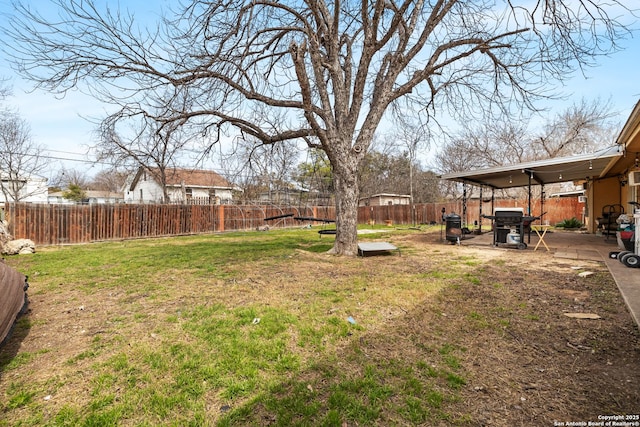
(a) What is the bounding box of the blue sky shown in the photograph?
[0,1,639,179]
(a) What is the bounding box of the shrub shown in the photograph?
[556,217,583,229]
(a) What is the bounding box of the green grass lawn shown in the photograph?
[0,227,478,426]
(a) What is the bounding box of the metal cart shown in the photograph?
[609,202,640,267]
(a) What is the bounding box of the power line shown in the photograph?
[39,151,112,166]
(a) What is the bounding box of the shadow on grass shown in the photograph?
[213,256,640,426]
[0,308,32,382]
[214,296,470,427]
[1,262,32,383]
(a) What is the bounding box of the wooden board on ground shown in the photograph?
[357,242,400,257]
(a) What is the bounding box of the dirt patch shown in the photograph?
[391,233,640,424]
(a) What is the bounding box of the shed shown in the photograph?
[359,193,411,207]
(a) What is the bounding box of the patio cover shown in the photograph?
[441,145,623,189]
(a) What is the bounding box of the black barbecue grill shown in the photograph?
[482,209,540,250]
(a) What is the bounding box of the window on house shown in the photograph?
[139,189,143,201]
[186,188,193,199]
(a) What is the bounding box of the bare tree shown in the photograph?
[96,116,192,202]
[4,0,635,254]
[50,167,90,190]
[90,169,130,193]
[436,98,619,175]
[435,120,531,174]
[224,137,302,204]
[375,122,430,205]
[530,98,619,159]
[414,170,442,204]
[0,107,48,202]
[0,81,10,99]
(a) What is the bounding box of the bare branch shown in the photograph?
[0,108,48,202]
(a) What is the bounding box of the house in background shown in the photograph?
[257,186,309,205]
[47,191,74,205]
[359,193,411,207]
[0,175,48,204]
[125,167,235,204]
[85,190,125,204]
[48,190,124,205]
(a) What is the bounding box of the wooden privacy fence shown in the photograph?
[424,197,584,228]
[5,204,336,245]
[6,198,582,246]
[360,197,583,228]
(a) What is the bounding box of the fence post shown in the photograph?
[218,205,225,232]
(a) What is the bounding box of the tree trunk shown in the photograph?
[330,164,359,256]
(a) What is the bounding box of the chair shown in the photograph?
[598,204,624,240]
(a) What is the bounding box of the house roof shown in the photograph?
[549,190,585,198]
[85,190,124,199]
[440,145,623,189]
[359,193,411,200]
[607,99,640,177]
[616,100,640,148]
[164,168,232,188]
[130,167,233,190]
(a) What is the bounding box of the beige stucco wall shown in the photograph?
[589,176,623,233]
